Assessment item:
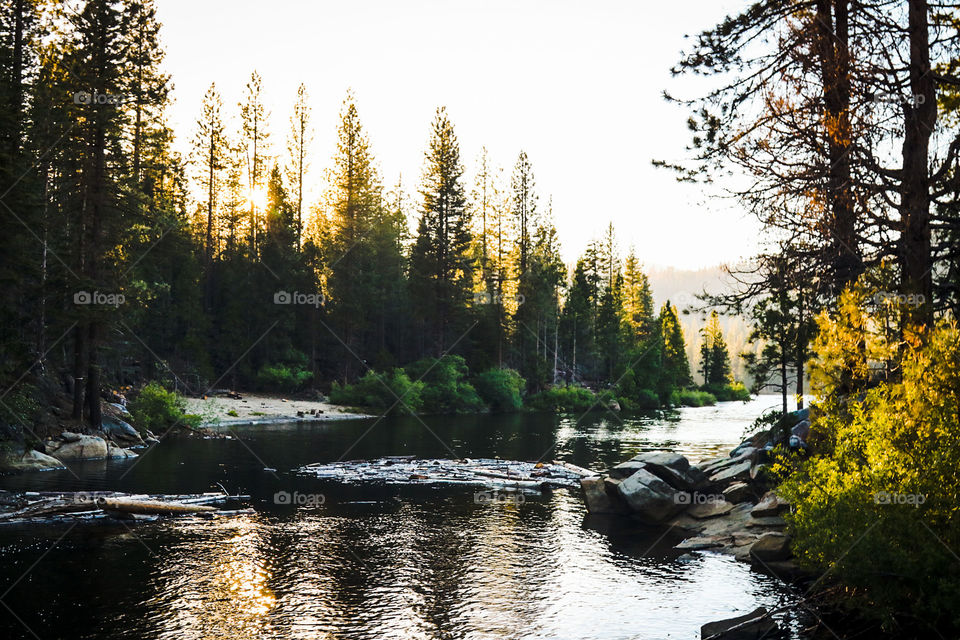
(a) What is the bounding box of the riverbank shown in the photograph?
[184,393,374,426]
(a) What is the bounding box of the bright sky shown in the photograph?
[156,0,760,269]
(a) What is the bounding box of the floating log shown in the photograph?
[96,497,217,515]
[0,491,249,524]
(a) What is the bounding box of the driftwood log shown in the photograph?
[0,491,247,523]
[96,497,217,515]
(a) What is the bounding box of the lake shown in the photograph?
[0,396,806,639]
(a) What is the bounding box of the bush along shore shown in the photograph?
[327,354,750,415]
[581,408,813,639]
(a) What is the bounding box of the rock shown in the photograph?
[745,516,787,529]
[103,401,132,420]
[708,460,751,485]
[631,451,691,473]
[675,535,729,550]
[701,607,779,640]
[749,532,792,563]
[751,491,790,517]
[722,482,755,504]
[616,468,687,522]
[581,476,626,514]
[687,499,735,519]
[0,449,67,472]
[791,419,810,440]
[106,443,138,459]
[630,451,702,491]
[749,463,771,482]
[607,460,647,480]
[702,449,753,476]
[50,435,108,461]
[60,431,82,443]
[102,416,143,445]
[607,399,621,411]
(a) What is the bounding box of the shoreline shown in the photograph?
[184,393,375,427]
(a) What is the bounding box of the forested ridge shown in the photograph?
[0,0,745,432]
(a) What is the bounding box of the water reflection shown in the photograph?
[0,397,799,639]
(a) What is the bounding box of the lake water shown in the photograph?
[0,396,806,639]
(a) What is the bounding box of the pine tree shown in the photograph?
[286,83,311,248]
[322,93,383,379]
[699,311,732,387]
[659,301,693,398]
[410,107,473,355]
[191,83,226,271]
[239,70,270,253]
[622,249,655,343]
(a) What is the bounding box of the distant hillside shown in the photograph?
[647,265,760,387]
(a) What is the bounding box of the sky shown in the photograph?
[155,0,761,270]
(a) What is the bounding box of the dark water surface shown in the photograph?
[0,397,804,639]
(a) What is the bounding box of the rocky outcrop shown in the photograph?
[581,449,709,522]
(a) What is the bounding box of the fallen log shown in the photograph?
[95,497,217,515]
[0,497,99,521]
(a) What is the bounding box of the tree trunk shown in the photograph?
[899,0,935,327]
[816,0,858,291]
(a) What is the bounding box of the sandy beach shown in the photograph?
[184,394,373,426]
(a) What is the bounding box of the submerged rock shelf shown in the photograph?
[296,457,595,490]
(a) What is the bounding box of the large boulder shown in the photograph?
[616,468,687,522]
[0,449,67,472]
[48,435,108,461]
[701,607,779,640]
[101,416,143,446]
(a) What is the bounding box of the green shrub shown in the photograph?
[677,389,717,407]
[404,355,485,413]
[473,368,524,412]
[328,369,423,415]
[704,381,751,401]
[256,363,313,392]
[633,388,660,409]
[129,382,197,434]
[528,384,597,412]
